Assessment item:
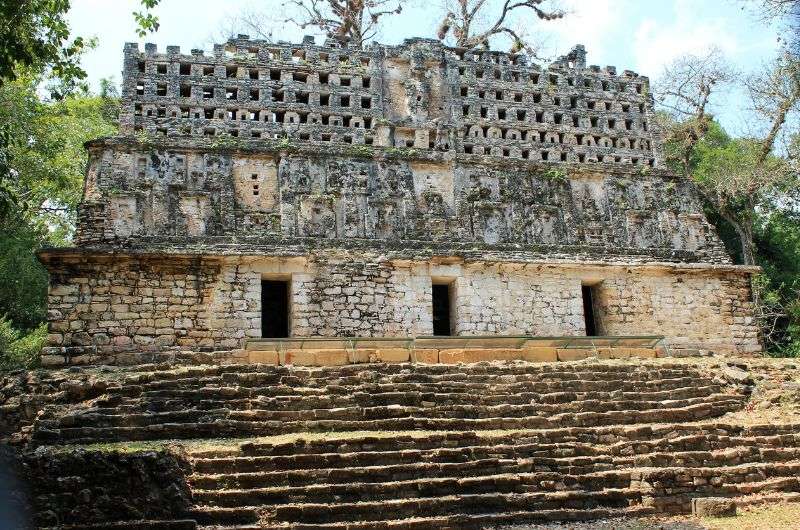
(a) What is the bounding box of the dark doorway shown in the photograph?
[432,283,452,336]
[582,285,598,336]
[261,280,289,338]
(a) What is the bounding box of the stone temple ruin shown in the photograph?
[15,34,800,530]
[38,35,761,366]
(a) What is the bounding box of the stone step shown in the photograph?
[206,424,800,459]
[115,373,716,401]
[191,489,643,527]
[34,399,745,443]
[56,392,740,429]
[193,506,659,530]
[191,471,636,507]
[189,448,800,487]
[192,467,800,527]
[612,432,800,456]
[191,461,800,510]
[641,475,800,513]
[40,522,197,530]
[116,364,711,386]
[114,385,724,413]
[134,362,697,380]
[268,489,643,524]
[94,378,724,405]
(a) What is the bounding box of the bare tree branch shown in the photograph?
[745,50,800,164]
[282,0,406,48]
[437,0,564,54]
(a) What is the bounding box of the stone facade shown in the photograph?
[39,35,761,364]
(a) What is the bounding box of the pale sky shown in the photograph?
[67,0,783,135]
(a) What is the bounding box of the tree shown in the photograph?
[436,0,564,54]
[0,0,89,88]
[0,0,162,87]
[0,0,160,223]
[656,49,799,265]
[284,0,406,47]
[654,48,735,177]
[744,0,800,53]
[0,2,155,369]
[0,76,117,369]
[746,50,800,165]
[133,0,162,38]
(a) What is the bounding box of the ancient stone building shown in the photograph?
[39,35,760,365]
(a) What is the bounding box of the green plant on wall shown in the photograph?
[385,147,418,158]
[276,136,297,152]
[542,168,567,182]
[345,144,373,158]
[211,132,238,149]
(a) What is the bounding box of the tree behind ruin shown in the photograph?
[285,0,406,47]
[436,0,564,54]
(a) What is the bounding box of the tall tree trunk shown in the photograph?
[719,208,756,265]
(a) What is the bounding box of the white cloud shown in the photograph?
[542,0,628,61]
[632,0,739,78]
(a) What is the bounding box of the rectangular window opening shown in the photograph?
[261,280,290,338]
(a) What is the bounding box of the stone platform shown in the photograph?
[243,335,664,365]
[7,358,799,529]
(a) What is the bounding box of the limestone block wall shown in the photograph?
[39,250,760,364]
[452,266,585,335]
[594,272,760,353]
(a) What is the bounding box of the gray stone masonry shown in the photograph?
[37,35,762,362]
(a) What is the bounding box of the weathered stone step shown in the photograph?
[196,506,659,530]
[189,447,800,485]
[47,392,741,430]
[34,399,745,444]
[634,462,800,493]
[207,424,800,459]
[95,379,724,408]
[190,471,635,507]
[191,460,800,510]
[40,521,197,530]
[132,362,699,382]
[116,363,712,388]
[612,432,800,456]
[117,374,716,404]
[121,385,723,413]
[228,468,800,526]
[267,489,642,524]
[119,371,698,396]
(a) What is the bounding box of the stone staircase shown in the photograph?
[24,360,800,528]
[186,424,800,529]
[32,362,741,445]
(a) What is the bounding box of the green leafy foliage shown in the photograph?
[0,316,46,370]
[0,75,117,369]
[0,0,90,93]
[1,74,118,238]
[754,212,800,357]
[665,118,800,356]
[133,0,162,38]
[0,0,153,370]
